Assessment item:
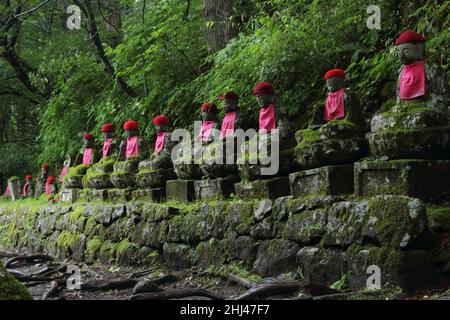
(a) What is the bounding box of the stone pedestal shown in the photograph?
[132,188,165,202]
[110,160,139,189]
[194,177,237,201]
[235,177,290,200]
[166,180,196,202]
[368,107,450,160]
[107,189,134,203]
[289,165,354,198]
[136,169,175,189]
[7,179,22,201]
[61,188,81,203]
[355,160,450,201]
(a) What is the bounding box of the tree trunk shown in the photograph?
[203,0,237,52]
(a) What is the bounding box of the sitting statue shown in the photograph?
[111,120,148,189]
[295,69,368,169]
[238,82,297,180]
[83,124,118,189]
[101,123,119,159]
[22,175,34,197]
[137,115,176,189]
[45,175,57,197]
[200,92,242,179]
[35,164,49,198]
[395,30,449,112]
[63,134,98,190]
[81,133,98,165]
[118,120,148,161]
[369,30,450,159]
[59,154,71,184]
[173,103,219,180]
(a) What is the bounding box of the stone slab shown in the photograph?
[132,188,165,202]
[289,164,354,198]
[88,189,108,202]
[354,160,450,201]
[194,177,238,201]
[235,177,290,200]
[60,188,81,203]
[166,180,196,202]
[107,189,134,203]
[7,179,22,201]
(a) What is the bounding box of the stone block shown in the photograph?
[194,177,238,201]
[7,178,22,201]
[64,175,84,188]
[235,177,290,200]
[86,173,113,189]
[136,169,175,188]
[60,188,81,203]
[354,160,450,201]
[110,172,137,189]
[166,180,196,202]
[88,189,108,202]
[289,164,354,198]
[132,188,165,202]
[107,189,134,203]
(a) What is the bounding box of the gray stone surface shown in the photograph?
[289,164,354,198]
[166,180,196,202]
[355,160,450,201]
[194,177,237,201]
[235,177,290,200]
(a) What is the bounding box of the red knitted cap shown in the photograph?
[324,68,346,80]
[200,103,218,113]
[153,115,170,126]
[101,123,115,133]
[396,30,426,45]
[252,82,274,96]
[123,120,139,131]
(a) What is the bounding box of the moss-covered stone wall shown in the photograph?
[0,195,447,290]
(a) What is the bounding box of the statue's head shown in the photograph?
[41,164,49,175]
[123,120,139,138]
[63,154,71,168]
[82,133,95,148]
[396,30,426,65]
[101,123,116,140]
[324,68,346,92]
[220,91,239,112]
[200,103,218,121]
[25,175,32,182]
[153,115,170,134]
[252,82,275,108]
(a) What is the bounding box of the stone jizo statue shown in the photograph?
[101,123,119,159]
[35,164,49,198]
[45,175,57,197]
[395,30,449,112]
[310,68,365,131]
[22,175,34,197]
[149,115,174,170]
[253,81,291,140]
[81,133,98,165]
[118,120,148,161]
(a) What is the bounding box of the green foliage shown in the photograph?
[1,0,448,181]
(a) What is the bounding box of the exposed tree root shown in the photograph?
[5,253,53,268]
[130,288,226,300]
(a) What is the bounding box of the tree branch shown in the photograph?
[74,0,138,98]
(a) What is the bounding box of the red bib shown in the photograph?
[324,88,346,121]
[126,136,139,159]
[155,132,166,153]
[199,121,215,142]
[83,148,93,165]
[259,104,277,132]
[103,138,112,157]
[221,112,237,138]
[399,61,425,100]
